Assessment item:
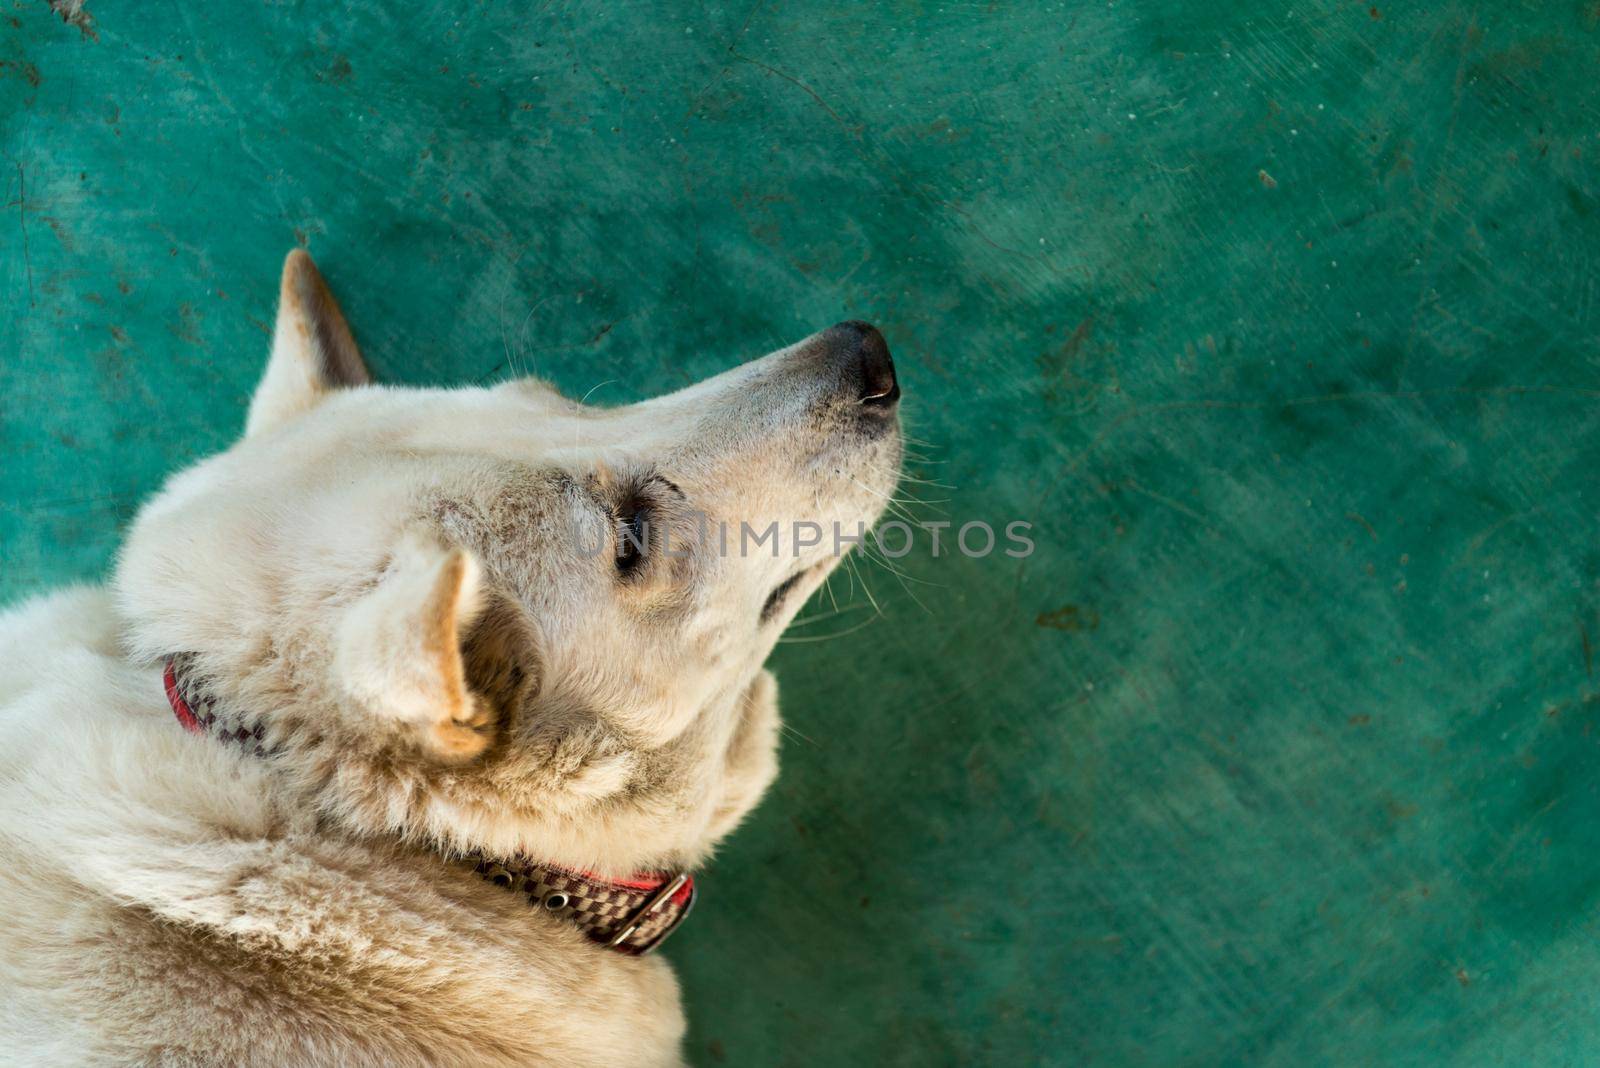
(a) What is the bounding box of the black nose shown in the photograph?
[831,320,900,412]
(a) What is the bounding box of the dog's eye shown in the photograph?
[615,500,649,574]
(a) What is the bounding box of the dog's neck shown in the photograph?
[162,653,696,956]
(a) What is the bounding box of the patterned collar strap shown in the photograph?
[465,855,695,955]
[162,654,697,956]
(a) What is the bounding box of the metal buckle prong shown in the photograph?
[607,872,690,949]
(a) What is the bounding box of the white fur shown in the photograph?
[0,251,899,1065]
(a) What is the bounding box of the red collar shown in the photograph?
[163,655,696,955]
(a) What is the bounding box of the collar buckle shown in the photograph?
[609,871,694,954]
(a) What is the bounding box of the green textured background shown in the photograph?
[6,1,1600,1064]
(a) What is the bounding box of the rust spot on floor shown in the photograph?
[317,55,353,83]
[169,303,205,347]
[1036,605,1100,632]
[43,215,74,252]
[1057,317,1094,363]
[0,60,43,89]
[1384,798,1417,823]
[1036,317,1095,382]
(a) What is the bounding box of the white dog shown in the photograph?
[0,250,902,1066]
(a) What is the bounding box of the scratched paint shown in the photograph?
[4,2,1600,1065]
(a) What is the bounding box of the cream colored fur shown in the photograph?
[0,250,900,1066]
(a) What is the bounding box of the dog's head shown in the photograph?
[116,250,902,873]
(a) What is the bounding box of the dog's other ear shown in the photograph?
[333,532,496,762]
[245,249,371,437]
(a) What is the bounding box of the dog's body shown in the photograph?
[0,252,901,1066]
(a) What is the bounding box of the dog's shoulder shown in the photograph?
[0,587,685,1068]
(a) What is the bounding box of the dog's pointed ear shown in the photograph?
[245,249,371,437]
[333,533,497,762]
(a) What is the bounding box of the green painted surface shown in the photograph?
[6,1,1600,1063]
